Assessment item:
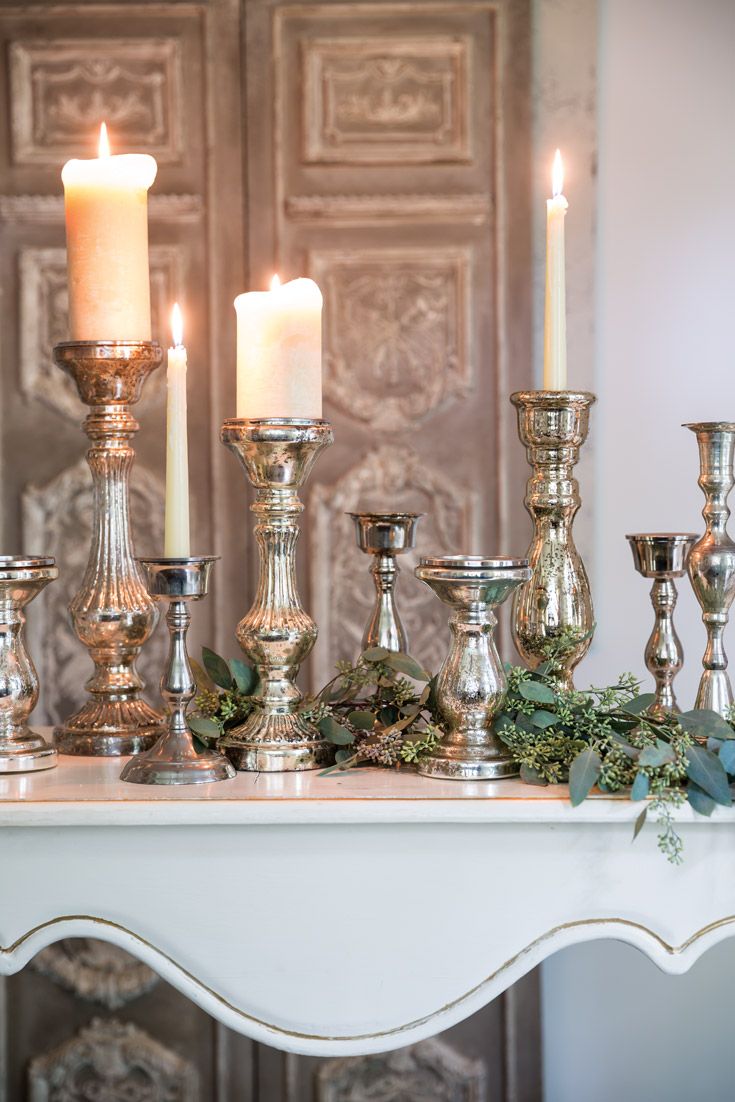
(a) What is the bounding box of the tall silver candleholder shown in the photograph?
[121,557,235,785]
[349,512,422,653]
[685,421,735,716]
[0,556,59,773]
[511,390,596,689]
[220,418,333,771]
[414,555,530,780]
[627,533,697,716]
[53,341,164,756]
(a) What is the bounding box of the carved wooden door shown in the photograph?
[0,0,539,1097]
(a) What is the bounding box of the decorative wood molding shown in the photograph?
[317,1038,487,1101]
[32,940,158,1010]
[286,192,489,225]
[0,193,203,224]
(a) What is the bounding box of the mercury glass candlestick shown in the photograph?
[511,390,596,689]
[53,341,164,755]
[220,418,333,771]
[349,512,423,653]
[414,555,530,780]
[0,556,59,773]
[627,534,697,716]
[121,558,235,786]
[685,422,735,716]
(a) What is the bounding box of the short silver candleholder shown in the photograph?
[627,533,697,716]
[349,512,423,653]
[685,421,735,716]
[220,418,333,771]
[414,555,530,780]
[0,556,59,773]
[53,341,165,756]
[511,390,596,689]
[121,557,234,785]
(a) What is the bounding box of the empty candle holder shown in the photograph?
[349,512,423,653]
[414,555,530,780]
[685,421,735,716]
[121,557,235,785]
[511,390,596,690]
[0,556,59,773]
[627,533,697,716]
[53,340,165,756]
[220,418,333,771]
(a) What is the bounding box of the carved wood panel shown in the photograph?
[0,0,540,1098]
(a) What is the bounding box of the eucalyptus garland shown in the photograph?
[189,646,735,863]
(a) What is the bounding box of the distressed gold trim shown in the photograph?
[3,912,735,1043]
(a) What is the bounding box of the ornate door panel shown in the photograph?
[0,0,539,1098]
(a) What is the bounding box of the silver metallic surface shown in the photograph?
[414,555,530,780]
[53,341,165,756]
[349,512,423,653]
[121,557,235,785]
[510,390,596,690]
[220,418,334,771]
[685,422,735,716]
[0,555,59,772]
[626,533,697,715]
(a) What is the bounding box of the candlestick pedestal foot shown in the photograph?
[221,418,333,772]
[53,341,165,756]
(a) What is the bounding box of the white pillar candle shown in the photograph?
[164,303,191,558]
[235,275,322,419]
[61,123,157,341]
[543,149,569,390]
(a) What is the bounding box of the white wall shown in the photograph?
[542,1,735,1099]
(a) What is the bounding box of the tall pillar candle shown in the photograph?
[164,304,191,558]
[543,149,568,390]
[235,276,322,419]
[61,123,157,340]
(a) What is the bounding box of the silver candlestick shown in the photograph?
[121,558,235,785]
[53,341,164,755]
[511,390,596,690]
[414,555,530,780]
[685,421,735,716]
[0,556,59,773]
[627,534,697,716]
[221,418,333,771]
[349,512,423,653]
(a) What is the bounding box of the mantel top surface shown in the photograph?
[0,734,730,826]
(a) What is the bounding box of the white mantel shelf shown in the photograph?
[2,747,735,1056]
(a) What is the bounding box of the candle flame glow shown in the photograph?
[270,274,281,292]
[98,122,111,158]
[171,303,184,348]
[552,149,564,198]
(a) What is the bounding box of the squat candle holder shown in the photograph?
[627,534,697,716]
[349,511,423,653]
[53,341,164,756]
[121,558,235,785]
[0,556,59,773]
[414,555,530,780]
[221,418,333,771]
[685,422,735,716]
[511,390,596,689]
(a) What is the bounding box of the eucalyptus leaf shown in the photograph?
[335,749,355,764]
[520,763,549,786]
[518,680,557,706]
[638,740,675,768]
[361,647,391,662]
[685,744,732,806]
[378,705,398,726]
[202,647,234,690]
[229,658,256,695]
[383,652,430,681]
[191,658,215,694]
[569,748,602,807]
[187,715,221,739]
[633,806,648,840]
[348,710,375,730]
[719,740,735,775]
[679,709,735,740]
[630,771,650,802]
[530,709,558,729]
[318,715,355,746]
[622,693,657,716]
[610,733,640,760]
[687,781,716,817]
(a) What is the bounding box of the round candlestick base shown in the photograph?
[220,712,330,773]
[0,732,57,774]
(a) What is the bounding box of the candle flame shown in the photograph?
[270,274,281,292]
[98,122,111,158]
[552,149,564,198]
[171,303,184,348]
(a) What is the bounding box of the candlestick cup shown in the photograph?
[221,418,333,771]
[349,512,423,653]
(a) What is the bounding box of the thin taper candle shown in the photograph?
[164,303,191,557]
[543,149,568,390]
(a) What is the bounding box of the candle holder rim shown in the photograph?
[138,555,220,566]
[222,416,330,427]
[54,339,163,355]
[510,389,597,407]
[418,554,529,570]
[0,554,56,568]
[683,421,735,433]
[625,533,698,542]
[348,511,425,521]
